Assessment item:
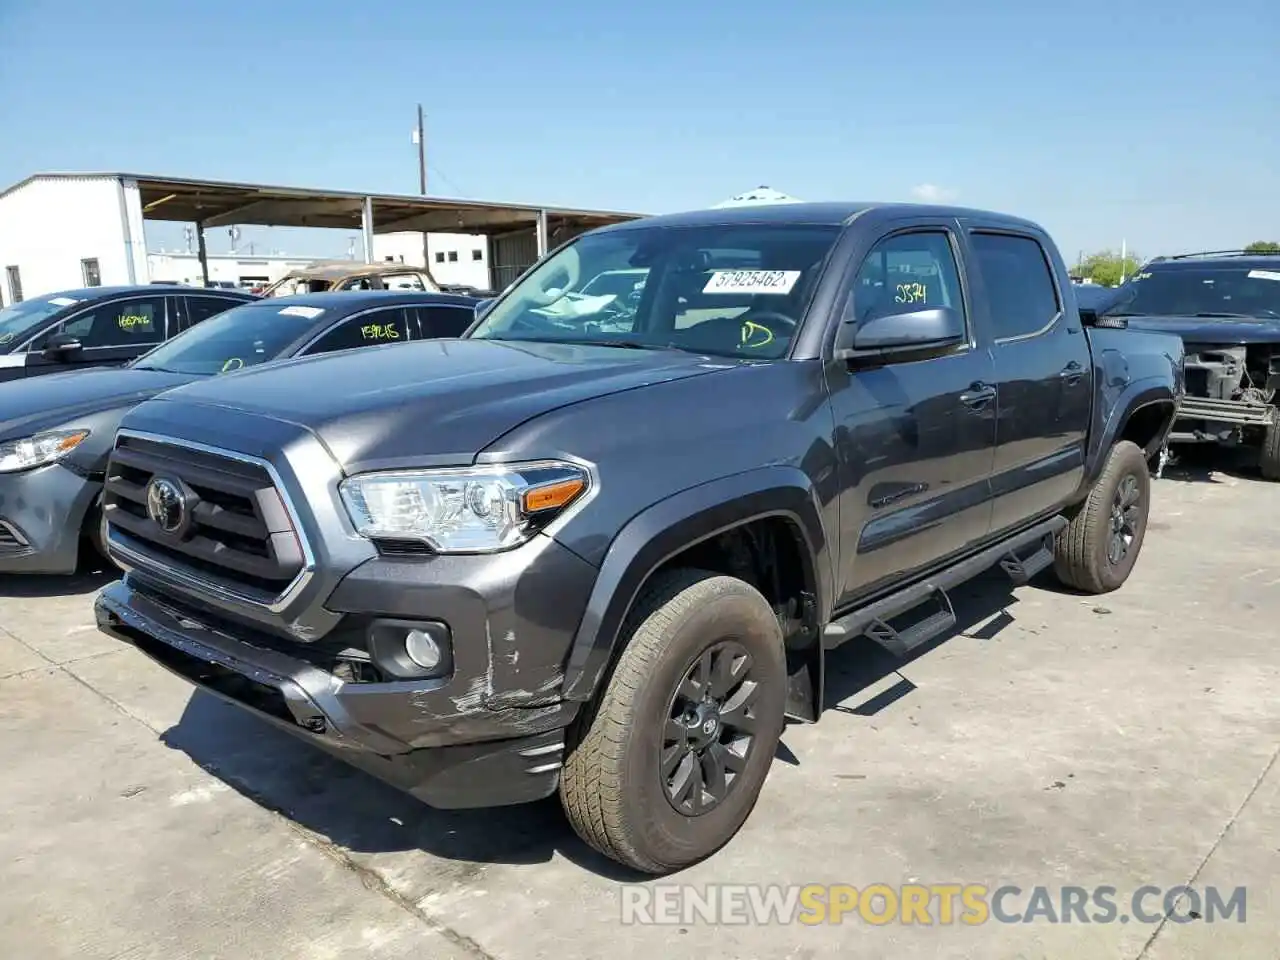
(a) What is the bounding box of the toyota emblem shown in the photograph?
[145,477,186,534]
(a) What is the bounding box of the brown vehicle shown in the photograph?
[258,260,441,297]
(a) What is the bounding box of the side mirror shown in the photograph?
[474,298,494,319]
[835,306,965,360]
[42,333,84,360]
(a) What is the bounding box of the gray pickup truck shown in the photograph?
[95,202,1184,874]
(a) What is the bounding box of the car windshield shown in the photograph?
[0,294,78,349]
[131,301,327,374]
[468,222,842,359]
[1104,264,1280,318]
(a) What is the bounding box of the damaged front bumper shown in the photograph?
[1169,395,1277,443]
[0,464,101,574]
[95,572,585,809]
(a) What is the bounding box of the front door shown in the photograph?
[24,295,170,377]
[827,225,998,609]
[963,228,1094,535]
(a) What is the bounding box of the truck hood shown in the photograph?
[1120,314,1280,345]
[0,367,199,441]
[144,338,733,470]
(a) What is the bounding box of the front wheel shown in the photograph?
[559,569,786,874]
[1053,440,1151,593]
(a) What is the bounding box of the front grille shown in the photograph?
[103,434,308,605]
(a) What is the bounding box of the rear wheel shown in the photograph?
[1053,440,1151,593]
[559,569,786,874]
[1260,416,1280,481]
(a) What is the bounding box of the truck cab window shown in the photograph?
[851,231,965,326]
[971,233,1061,340]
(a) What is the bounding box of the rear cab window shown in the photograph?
[970,233,1062,340]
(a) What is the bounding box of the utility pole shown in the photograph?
[414,104,429,270]
[415,104,427,195]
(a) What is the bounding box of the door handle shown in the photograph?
[1059,361,1084,384]
[960,382,996,408]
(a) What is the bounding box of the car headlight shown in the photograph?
[339,460,590,553]
[0,429,90,474]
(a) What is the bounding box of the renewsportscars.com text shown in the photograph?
[620,883,1247,926]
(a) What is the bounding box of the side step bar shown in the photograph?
[823,516,1067,657]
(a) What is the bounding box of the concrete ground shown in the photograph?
[2,456,1277,959]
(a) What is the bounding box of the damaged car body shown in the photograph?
[1103,252,1280,477]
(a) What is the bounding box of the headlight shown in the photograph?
[0,429,90,474]
[339,460,590,553]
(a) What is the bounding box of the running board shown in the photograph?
[823,516,1067,656]
[998,534,1056,586]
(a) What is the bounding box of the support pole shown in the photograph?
[535,209,549,258]
[361,197,375,264]
[196,220,210,287]
[417,104,427,195]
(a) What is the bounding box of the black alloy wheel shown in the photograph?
[660,640,759,816]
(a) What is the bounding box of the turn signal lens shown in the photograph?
[522,477,586,514]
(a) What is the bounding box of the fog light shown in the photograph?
[367,618,452,680]
[404,629,442,669]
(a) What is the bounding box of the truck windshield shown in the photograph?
[131,301,326,375]
[1105,265,1280,318]
[0,295,77,350]
[469,223,842,359]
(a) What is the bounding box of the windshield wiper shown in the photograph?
[132,364,180,373]
[1193,312,1254,318]
[501,336,668,351]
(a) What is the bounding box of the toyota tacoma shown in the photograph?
[95,202,1183,874]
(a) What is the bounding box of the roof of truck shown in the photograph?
[600,201,1041,232]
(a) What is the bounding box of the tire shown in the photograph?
[84,500,118,571]
[1052,440,1151,593]
[1260,417,1280,481]
[559,569,786,874]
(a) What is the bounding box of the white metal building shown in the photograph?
[0,173,641,305]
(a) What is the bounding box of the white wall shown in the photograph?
[0,175,143,304]
[374,231,490,289]
[147,253,314,287]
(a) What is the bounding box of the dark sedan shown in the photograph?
[0,290,480,574]
[0,285,255,383]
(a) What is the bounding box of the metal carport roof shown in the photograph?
[1,171,644,235]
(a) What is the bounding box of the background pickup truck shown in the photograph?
[94,201,1184,875]
[1100,250,1280,478]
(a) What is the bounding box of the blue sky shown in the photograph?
[1,0,1277,262]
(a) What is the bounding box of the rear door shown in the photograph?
[827,219,999,606]
[24,294,171,377]
[961,224,1094,535]
[409,303,476,339]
